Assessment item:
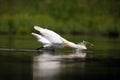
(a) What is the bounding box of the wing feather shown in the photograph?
[31,32,51,45]
[34,26,64,44]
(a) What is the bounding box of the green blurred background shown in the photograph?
[0,0,120,37]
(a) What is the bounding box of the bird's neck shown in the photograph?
[65,41,78,49]
[65,40,87,49]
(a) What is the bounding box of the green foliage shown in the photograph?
[0,0,120,36]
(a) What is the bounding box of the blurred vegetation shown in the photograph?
[0,0,120,36]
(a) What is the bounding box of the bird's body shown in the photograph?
[32,26,87,50]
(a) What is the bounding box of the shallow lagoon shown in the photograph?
[0,35,120,80]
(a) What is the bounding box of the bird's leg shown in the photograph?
[36,46,44,50]
[46,47,55,52]
[36,46,44,53]
[51,48,55,52]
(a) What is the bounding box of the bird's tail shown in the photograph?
[34,26,44,32]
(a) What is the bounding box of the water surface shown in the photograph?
[0,35,120,80]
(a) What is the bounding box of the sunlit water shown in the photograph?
[0,35,120,80]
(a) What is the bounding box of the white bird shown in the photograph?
[32,26,88,50]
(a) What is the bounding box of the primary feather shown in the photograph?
[34,26,64,44]
[32,33,52,47]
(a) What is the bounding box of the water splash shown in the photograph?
[75,48,87,58]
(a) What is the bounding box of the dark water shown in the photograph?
[0,35,120,80]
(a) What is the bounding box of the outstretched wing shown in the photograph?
[34,26,64,44]
[31,33,52,47]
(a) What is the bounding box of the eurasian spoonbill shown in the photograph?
[32,26,91,51]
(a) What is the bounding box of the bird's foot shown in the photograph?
[36,47,44,53]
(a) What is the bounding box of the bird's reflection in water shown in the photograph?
[33,51,87,80]
[33,51,62,80]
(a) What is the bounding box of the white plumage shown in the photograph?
[32,26,87,50]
